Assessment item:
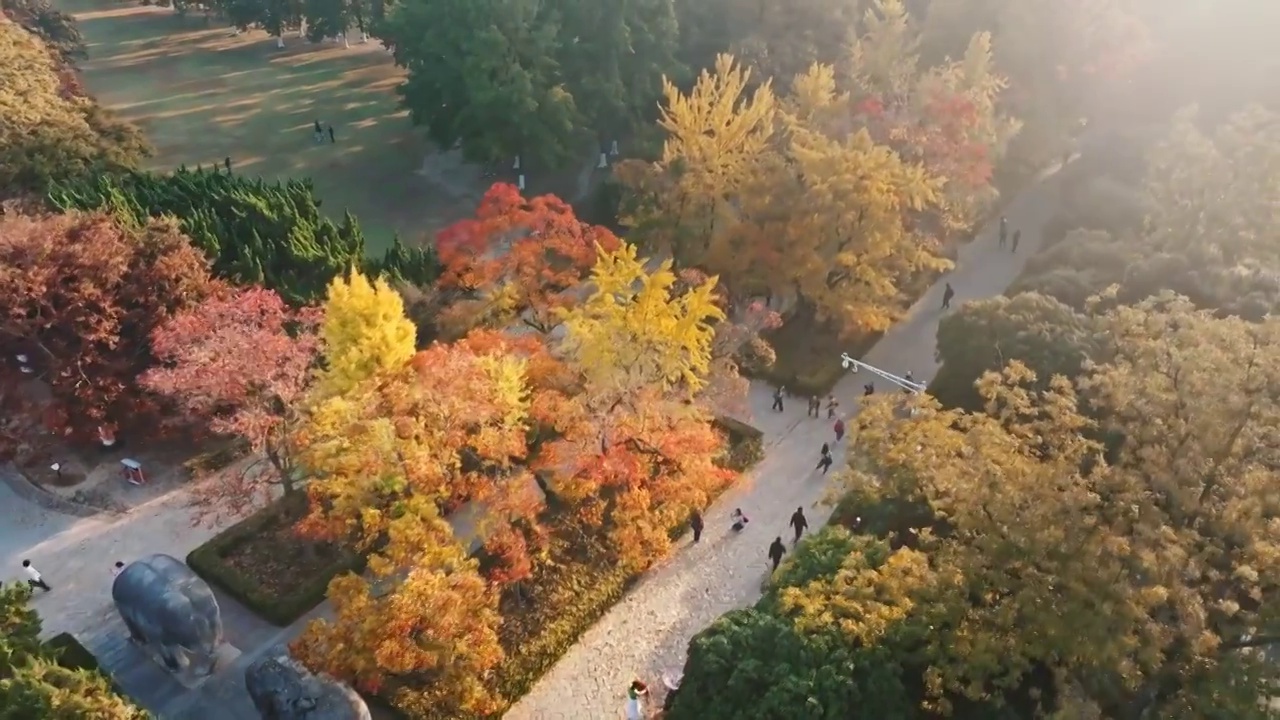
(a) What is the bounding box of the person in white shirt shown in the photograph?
[22,559,50,592]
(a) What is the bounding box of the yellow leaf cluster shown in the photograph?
[835,295,1280,713]
[314,270,417,400]
[558,241,724,394]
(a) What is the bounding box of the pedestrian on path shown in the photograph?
[863,383,875,397]
[816,444,833,474]
[998,215,1008,248]
[111,561,126,578]
[22,560,50,592]
[807,396,820,418]
[942,282,955,310]
[625,680,649,720]
[224,156,231,173]
[789,507,808,543]
[772,386,785,412]
[690,510,704,543]
[313,119,324,143]
[1011,229,1021,254]
[825,395,839,419]
[731,508,750,532]
[328,125,336,143]
[768,536,787,572]
[834,418,845,441]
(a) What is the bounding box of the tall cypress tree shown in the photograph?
[49,167,439,303]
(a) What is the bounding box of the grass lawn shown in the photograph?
[62,0,492,254]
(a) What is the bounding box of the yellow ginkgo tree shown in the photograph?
[558,241,725,396]
[545,242,734,571]
[313,270,417,399]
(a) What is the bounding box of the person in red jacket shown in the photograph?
[834,417,845,441]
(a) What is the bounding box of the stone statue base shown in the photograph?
[154,643,240,689]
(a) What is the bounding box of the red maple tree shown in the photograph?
[435,183,622,335]
[142,286,320,522]
[0,212,213,450]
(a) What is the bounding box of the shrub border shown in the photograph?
[186,494,364,627]
[45,631,101,672]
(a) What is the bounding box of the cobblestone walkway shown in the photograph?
[503,173,1066,719]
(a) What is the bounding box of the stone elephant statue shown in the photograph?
[245,645,371,720]
[111,553,223,677]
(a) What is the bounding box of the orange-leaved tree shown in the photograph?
[543,243,735,570]
[292,342,541,715]
[143,286,319,522]
[435,182,622,337]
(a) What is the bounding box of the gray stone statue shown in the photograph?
[111,554,223,678]
[245,645,371,720]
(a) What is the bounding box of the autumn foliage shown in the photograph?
[0,211,212,448]
[435,182,622,336]
[292,340,543,714]
[143,287,320,520]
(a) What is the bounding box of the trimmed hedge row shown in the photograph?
[185,494,364,626]
[712,415,765,472]
[45,632,100,672]
[487,541,635,713]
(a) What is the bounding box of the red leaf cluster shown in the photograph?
[142,286,320,519]
[0,212,213,446]
[856,88,994,190]
[436,182,622,331]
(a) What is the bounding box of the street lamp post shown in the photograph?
[840,353,926,394]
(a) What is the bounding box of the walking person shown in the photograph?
[807,395,821,418]
[863,382,875,397]
[998,215,1008,248]
[224,156,232,173]
[111,561,126,578]
[772,386,785,412]
[22,560,50,592]
[768,536,787,572]
[690,510,704,543]
[942,282,955,310]
[834,417,845,442]
[825,395,839,419]
[327,125,336,143]
[312,119,324,143]
[789,507,808,543]
[816,443,833,474]
[1011,229,1021,254]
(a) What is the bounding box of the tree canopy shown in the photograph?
[0,211,214,446]
[378,0,681,169]
[0,18,146,201]
[618,37,1012,335]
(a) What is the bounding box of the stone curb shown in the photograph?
[1,462,121,518]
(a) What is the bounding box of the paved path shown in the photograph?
[503,171,1066,719]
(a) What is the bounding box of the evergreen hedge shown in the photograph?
[48,167,439,303]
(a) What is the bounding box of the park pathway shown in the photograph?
[502,169,1068,719]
